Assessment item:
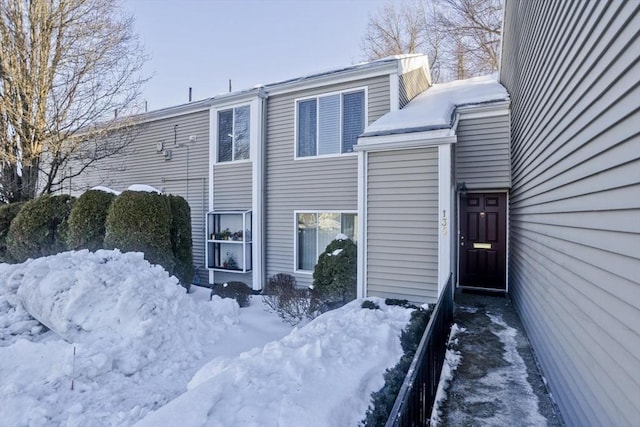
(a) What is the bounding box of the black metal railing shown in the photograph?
[386,274,454,427]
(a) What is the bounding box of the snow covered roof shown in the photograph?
[359,74,509,140]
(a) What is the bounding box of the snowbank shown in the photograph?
[0,250,239,426]
[135,299,412,427]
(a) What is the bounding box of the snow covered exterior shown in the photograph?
[500,1,640,426]
[356,75,510,302]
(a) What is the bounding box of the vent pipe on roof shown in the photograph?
[189,87,192,102]
[229,79,232,93]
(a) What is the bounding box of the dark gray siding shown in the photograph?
[501,1,640,425]
[366,147,439,303]
[455,113,511,189]
[265,75,390,287]
[399,67,430,108]
[71,110,210,285]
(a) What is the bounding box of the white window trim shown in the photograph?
[215,104,252,164]
[293,86,368,160]
[293,210,358,274]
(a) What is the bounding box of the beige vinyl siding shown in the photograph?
[501,1,639,426]
[265,75,390,287]
[212,162,252,210]
[366,147,439,303]
[399,67,430,108]
[70,110,210,285]
[211,161,253,286]
[455,113,511,189]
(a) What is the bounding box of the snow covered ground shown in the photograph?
[0,250,413,426]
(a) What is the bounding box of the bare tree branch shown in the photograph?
[361,0,503,83]
[0,0,148,202]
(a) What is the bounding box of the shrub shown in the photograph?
[66,190,116,251]
[0,202,24,263]
[210,281,252,307]
[361,300,380,310]
[104,190,175,274]
[361,306,433,426]
[312,236,357,308]
[7,195,75,263]
[263,273,315,325]
[168,194,193,290]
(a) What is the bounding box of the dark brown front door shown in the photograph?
[459,193,507,290]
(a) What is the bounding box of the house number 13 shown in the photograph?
[441,210,448,235]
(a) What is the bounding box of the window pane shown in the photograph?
[342,91,364,153]
[341,213,357,241]
[234,106,250,160]
[318,213,340,254]
[318,94,340,155]
[218,110,233,162]
[297,213,317,270]
[297,100,317,157]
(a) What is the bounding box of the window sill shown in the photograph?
[293,152,357,161]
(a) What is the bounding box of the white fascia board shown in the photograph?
[251,97,265,290]
[211,89,268,109]
[357,150,367,299]
[355,132,456,152]
[438,144,453,294]
[389,72,400,112]
[265,63,398,96]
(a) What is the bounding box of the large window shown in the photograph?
[296,212,357,271]
[296,89,365,158]
[218,105,250,162]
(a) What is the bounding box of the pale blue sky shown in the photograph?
[123,0,393,111]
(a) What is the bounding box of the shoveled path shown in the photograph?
[438,291,565,426]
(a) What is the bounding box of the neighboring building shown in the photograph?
[499,1,639,425]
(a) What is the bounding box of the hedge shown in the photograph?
[67,190,116,251]
[168,194,193,289]
[104,190,175,274]
[6,195,75,262]
[0,202,24,263]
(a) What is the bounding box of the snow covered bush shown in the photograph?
[210,281,252,307]
[6,194,75,262]
[66,190,116,251]
[168,194,193,290]
[263,273,315,325]
[312,235,357,309]
[0,202,24,263]
[361,306,433,426]
[104,190,175,275]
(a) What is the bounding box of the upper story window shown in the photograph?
[218,105,250,162]
[296,89,365,158]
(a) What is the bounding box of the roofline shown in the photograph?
[133,98,215,124]
[359,98,509,138]
[264,55,423,96]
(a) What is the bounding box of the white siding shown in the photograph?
[501,1,640,425]
[366,147,439,303]
[455,114,511,189]
[265,75,390,287]
[71,110,210,284]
